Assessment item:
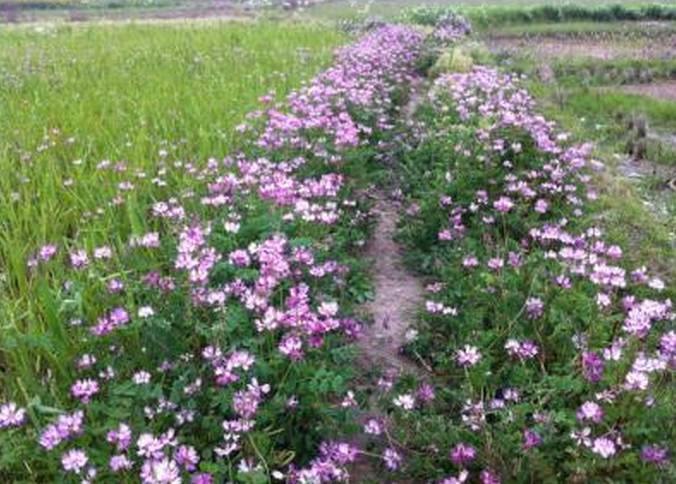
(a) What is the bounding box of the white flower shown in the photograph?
[133,371,151,385]
[393,394,416,411]
[591,437,616,458]
[623,370,649,391]
[138,306,155,318]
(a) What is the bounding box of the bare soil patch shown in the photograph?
[620,81,676,102]
[2,1,253,24]
[488,37,676,61]
[357,195,424,376]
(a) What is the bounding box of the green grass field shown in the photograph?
[0,21,343,395]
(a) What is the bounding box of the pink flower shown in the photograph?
[576,401,603,423]
[450,443,476,466]
[591,437,616,458]
[534,199,549,213]
[363,418,383,435]
[456,345,482,367]
[69,249,89,269]
[0,402,26,429]
[133,371,151,385]
[462,255,479,268]
[61,449,88,474]
[110,454,133,472]
[140,457,181,483]
[493,196,514,213]
[38,244,58,262]
[278,334,303,360]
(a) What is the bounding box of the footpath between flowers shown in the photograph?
[1,17,674,484]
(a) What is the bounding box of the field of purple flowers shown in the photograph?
[391,63,674,481]
[1,11,674,484]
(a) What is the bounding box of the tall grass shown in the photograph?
[0,20,344,397]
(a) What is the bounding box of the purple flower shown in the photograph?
[70,378,99,404]
[493,196,514,213]
[581,351,604,383]
[505,339,538,360]
[641,444,669,466]
[525,297,544,319]
[107,422,132,451]
[450,443,476,466]
[383,447,403,471]
[534,199,549,214]
[320,441,359,465]
[191,474,214,484]
[523,428,541,451]
[39,410,84,450]
[107,278,124,294]
[175,445,200,471]
[417,383,436,403]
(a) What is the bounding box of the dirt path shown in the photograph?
[347,82,428,481]
[358,195,424,376]
[347,194,425,482]
[487,37,676,61]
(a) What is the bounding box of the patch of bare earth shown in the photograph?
[357,195,424,376]
[346,194,425,483]
[620,81,676,102]
[488,37,676,61]
[1,1,253,25]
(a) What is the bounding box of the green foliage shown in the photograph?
[430,46,474,76]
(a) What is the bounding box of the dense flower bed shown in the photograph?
[390,65,674,481]
[0,26,424,482]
